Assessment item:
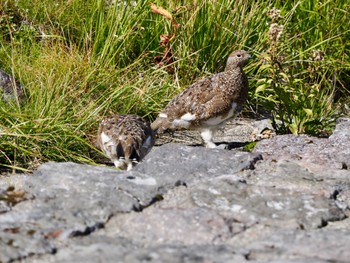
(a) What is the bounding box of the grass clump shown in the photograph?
[252,2,349,135]
[0,0,349,171]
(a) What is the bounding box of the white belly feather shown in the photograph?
[204,102,238,126]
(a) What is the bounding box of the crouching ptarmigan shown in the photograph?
[97,114,155,170]
[151,50,251,148]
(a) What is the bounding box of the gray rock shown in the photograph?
[155,118,275,147]
[23,236,137,263]
[0,69,25,102]
[100,207,231,246]
[0,231,55,263]
[215,118,275,143]
[134,143,262,186]
[0,163,156,262]
[1,118,350,262]
[253,119,350,170]
[122,245,247,263]
[27,241,247,263]
[228,224,350,262]
[191,177,345,229]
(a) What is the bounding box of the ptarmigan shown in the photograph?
[97,114,155,171]
[151,50,251,148]
[0,69,24,102]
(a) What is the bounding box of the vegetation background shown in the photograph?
[0,0,349,171]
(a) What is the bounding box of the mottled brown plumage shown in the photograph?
[151,50,251,148]
[97,114,155,170]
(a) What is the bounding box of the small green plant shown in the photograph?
[243,141,258,152]
[0,2,38,45]
[253,5,345,136]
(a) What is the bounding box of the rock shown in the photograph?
[29,241,247,263]
[191,177,345,229]
[329,117,350,142]
[155,117,275,147]
[0,118,350,262]
[101,207,230,246]
[0,163,155,262]
[133,143,263,187]
[215,118,275,143]
[0,69,25,103]
[253,134,350,171]
[228,224,350,262]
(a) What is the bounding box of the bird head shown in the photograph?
[225,50,251,70]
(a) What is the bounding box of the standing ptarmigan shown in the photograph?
[151,50,251,148]
[97,114,155,171]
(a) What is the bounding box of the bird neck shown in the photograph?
[224,64,242,73]
[224,65,244,77]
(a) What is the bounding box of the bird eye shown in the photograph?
[236,54,241,58]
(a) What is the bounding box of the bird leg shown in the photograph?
[113,159,128,170]
[200,128,217,148]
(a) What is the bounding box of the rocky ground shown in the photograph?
[0,118,349,263]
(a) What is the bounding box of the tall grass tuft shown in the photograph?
[252,1,349,135]
[0,0,349,171]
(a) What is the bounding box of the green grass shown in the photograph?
[0,0,349,171]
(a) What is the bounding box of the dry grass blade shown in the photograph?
[150,2,173,21]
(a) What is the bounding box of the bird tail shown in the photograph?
[150,119,161,134]
[151,117,171,134]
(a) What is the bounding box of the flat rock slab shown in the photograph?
[254,117,350,171]
[0,118,349,263]
[155,117,275,147]
[0,146,260,262]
